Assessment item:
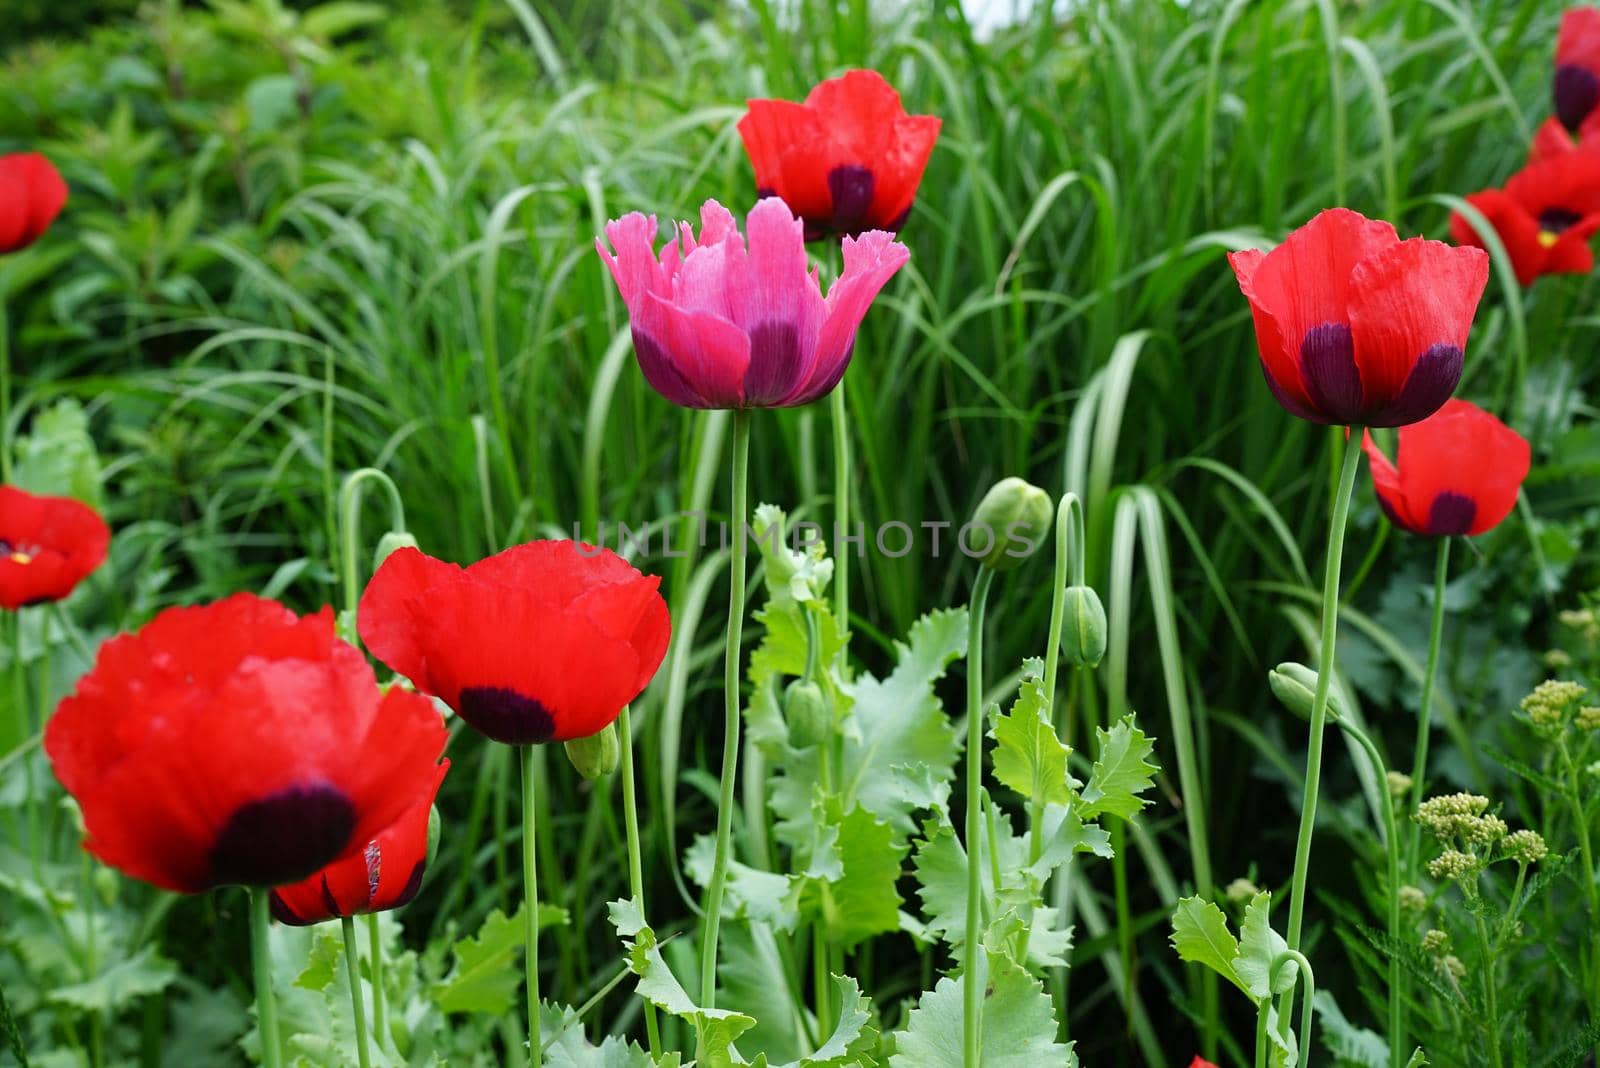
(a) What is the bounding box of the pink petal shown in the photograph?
[731,198,827,404]
[782,228,909,405]
[646,291,750,408]
[596,214,666,314]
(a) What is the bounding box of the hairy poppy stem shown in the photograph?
[831,384,850,650]
[701,408,751,1009]
[1405,536,1451,873]
[340,917,374,1068]
[962,566,995,1068]
[1279,428,1364,1039]
[521,745,543,1068]
[249,888,283,1068]
[365,914,387,1051]
[616,703,662,1055]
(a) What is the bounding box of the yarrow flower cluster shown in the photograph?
[1416,792,1544,902]
[1520,678,1589,738]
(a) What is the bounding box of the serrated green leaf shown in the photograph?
[609,897,756,1066]
[1168,896,1248,997]
[1311,990,1385,1068]
[685,833,799,932]
[819,804,906,946]
[47,944,177,1013]
[1080,716,1157,820]
[12,399,102,508]
[1236,892,1295,1000]
[432,903,567,1015]
[989,664,1074,806]
[540,999,675,1067]
[887,950,1075,1067]
[293,928,342,992]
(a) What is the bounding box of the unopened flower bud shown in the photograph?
[374,530,420,570]
[1060,586,1107,668]
[1268,662,1343,723]
[784,678,831,749]
[969,477,1052,572]
[1225,878,1260,906]
[1398,886,1427,913]
[1386,771,1413,798]
[426,804,442,866]
[564,722,620,780]
[1503,829,1547,864]
[1428,849,1476,880]
[1421,928,1451,955]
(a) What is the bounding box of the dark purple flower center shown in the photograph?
[1426,492,1477,537]
[211,782,355,888]
[1539,207,1583,239]
[458,686,556,745]
[826,164,875,234]
[1556,65,1600,133]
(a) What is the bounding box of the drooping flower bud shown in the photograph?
[785,678,831,749]
[565,722,621,780]
[1060,585,1107,668]
[374,530,420,571]
[1268,662,1344,723]
[968,477,1052,572]
[426,804,442,866]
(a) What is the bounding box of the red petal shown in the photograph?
[1559,7,1600,71]
[1361,430,1423,533]
[1395,399,1530,536]
[1531,116,1579,162]
[737,99,823,196]
[0,154,67,254]
[0,485,109,608]
[1347,237,1486,422]
[358,546,461,692]
[1450,188,1547,286]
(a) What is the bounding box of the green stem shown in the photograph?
[1557,735,1600,1019]
[1042,493,1085,721]
[1472,910,1503,1068]
[250,889,283,1068]
[1,292,11,483]
[962,567,996,1068]
[831,385,850,650]
[813,925,832,1039]
[700,409,751,1009]
[365,914,386,1052]
[521,746,543,1068]
[1336,718,1401,1066]
[1405,537,1451,874]
[617,704,662,1056]
[337,468,408,640]
[1279,429,1363,1019]
[340,917,373,1068]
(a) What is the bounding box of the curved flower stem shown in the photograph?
[1279,429,1363,1020]
[1405,536,1451,874]
[831,385,850,652]
[1334,717,1401,1065]
[364,915,386,1052]
[340,917,374,1068]
[1269,949,1315,1056]
[701,409,751,1009]
[337,467,408,640]
[962,567,996,1068]
[250,888,283,1068]
[617,703,662,1056]
[521,746,543,1068]
[1042,493,1085,722]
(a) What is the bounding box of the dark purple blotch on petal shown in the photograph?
[1426,491,1477,537]
[211,782,355,888]
[1299,323,1363,423]
[1540,207,1583,236]
[827,165,875,233]
[391,860,427,910]
[1373,343,1462,428]
[1556,65,1600,133]
[632,329,707,409]
[458,686,556,745]
[742,321,805,406]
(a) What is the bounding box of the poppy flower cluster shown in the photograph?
[1228,208,1487,427]
[0,153,68,255]
[44,594,449,894]
[1452,8,1600,284]
[359,539,671,745]
[0,485,109,610]
[596,197,909,410]
[737,69,941,239]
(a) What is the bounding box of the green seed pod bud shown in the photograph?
[564,722,620,781]
[1060,585,1107,668]
[785,678,831,749]
[374,530,420,571]
[1268,662,1344,723]
[426,804,442,867]
[968,477,1053,572]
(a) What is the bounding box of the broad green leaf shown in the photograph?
[818,803,906,946]
[609,898,756,1066]
[47,945,177,1013]
[12,399,102,508]
[293,928,342,992]
[887,951,1075,1067]
[757,974,878,1068]
[908,809,1026,964]
[540,1000,673,1067]
[989,661,1074,806]
[1168,896,1248,997]
[716,921,809,1063]
[1079,716,1158,820]
[1312,990,1386,1068]
[432,903,567,1015]
[685,833,798,932]
[1236,892,1296,999]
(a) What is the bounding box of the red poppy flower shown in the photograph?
[1361,399,1530,537]
[1229,209,1488,427]
[1557,7,1600,133]
[1531,114,1600,162]
[358,540,671,745]
[1450,153,1600,285]
[1189,1059,1220,1068]
[270,784,441,926]
[0,485,109,610]
[596,198,907,410]
[738,69,941,239]
[0,153,68,255]
[43,594,449,894]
